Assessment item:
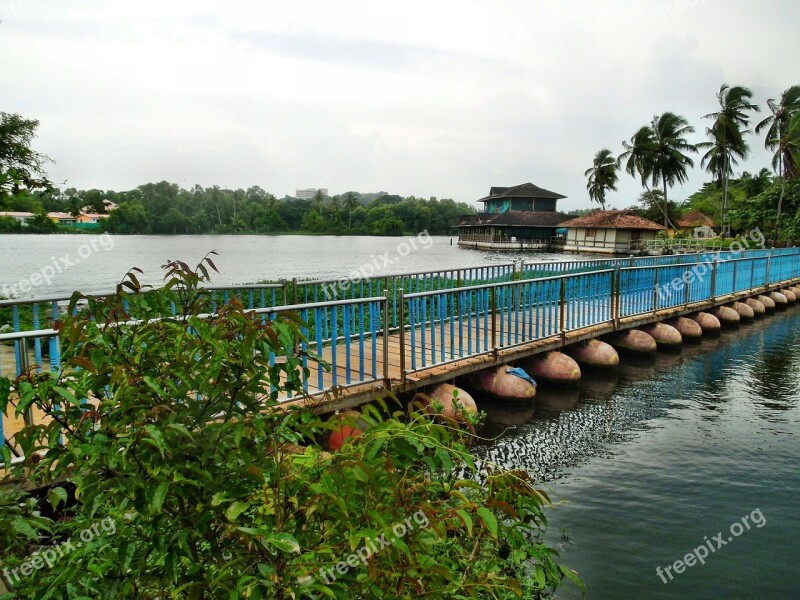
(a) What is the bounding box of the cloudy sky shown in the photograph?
[1,0,796,211]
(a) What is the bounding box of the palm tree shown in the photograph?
[584,149,618,210]
[649,112,697,229]
[328,194,340,217]
[698,85,759,236]
[755,85,800,179]
[312,189,325,218]
[773,112,800,241]
[619,125,656,190]
[786,112,800,170]
[342,191,358,229]
[619,115,695,229]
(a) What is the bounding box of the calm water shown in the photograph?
[0,234,571,298]
[474,309,800,599]
[4,234,798,597]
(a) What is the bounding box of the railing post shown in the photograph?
[558,276,566,332]
[765,249,773,289]
[652,267,659,310]
[612,265,621,324]
[710,258,717,302]
[491,288,497,350]
[732,260,738,293]
[17,339,33,426]
[291,277,298,305]
[684,264,691,306]
[398,289,406,383]
[382,290,390,389]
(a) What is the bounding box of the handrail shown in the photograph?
[404,269,615,299]
[295,262,516,285]
[3,250,800,462]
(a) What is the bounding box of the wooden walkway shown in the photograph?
[3,276,800,456]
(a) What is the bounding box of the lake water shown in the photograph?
[0,234,570,299]
[474,308,800,598]
[3,233,798,598]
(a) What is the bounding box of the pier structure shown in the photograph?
[2,247,800,458]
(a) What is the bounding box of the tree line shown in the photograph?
[584,84,800,240]
[94,185,472,236]
[0,112,473,236]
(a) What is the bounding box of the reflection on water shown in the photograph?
[472,309,800,598]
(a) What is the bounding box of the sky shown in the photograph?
[1,0,797,211]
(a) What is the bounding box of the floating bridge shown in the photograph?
[2,247,800,456]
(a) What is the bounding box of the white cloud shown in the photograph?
[0,0,796,210]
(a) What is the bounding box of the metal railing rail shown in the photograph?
[3,249,800,460]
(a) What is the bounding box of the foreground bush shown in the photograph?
[0,256,581,598]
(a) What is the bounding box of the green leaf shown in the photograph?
[166,423,195,441]
[119,541,136,571]
[226,501,249,522]
[144,425,166,458]
[456,509,473,536]
[151,481,169,513]
[265,532,301,554]
[477,507,498,538]
[12,517,39,540]
[53,385,78,406]
[143,376,167,397]
[48,486,69,510]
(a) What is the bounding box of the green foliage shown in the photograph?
[584,149,618,210]
[0,258,579,598]
[629,190,681,226]
[756,85,800,178]
[684,170,774,230]
[730,178,800,241]
[3,183,475,236]
[0,112,53,205]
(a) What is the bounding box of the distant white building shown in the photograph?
[0,211,35,223]
[296,188,328,199]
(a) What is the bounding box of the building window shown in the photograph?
[585,228,597,237]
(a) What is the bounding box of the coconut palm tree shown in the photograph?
[773,112,800,241]
[584,149,618,210]
[619,125,656,190]
[342,191,358,229]
[619,115,695,229]
[328,194,340,218]
[312,189,325,218]
[699,85,759,236]
[649,112,697,229]
[756,85,800,179]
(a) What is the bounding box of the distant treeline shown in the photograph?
[1,182,475,236]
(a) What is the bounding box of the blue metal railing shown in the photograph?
[3,249,800,457]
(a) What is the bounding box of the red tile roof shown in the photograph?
[558,210,666,231]
[677,210,716,228]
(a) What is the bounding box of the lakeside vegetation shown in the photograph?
[1,180,474,237]
[0,114,472,236]
[585,83,800,242]
[0,259,580,598]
